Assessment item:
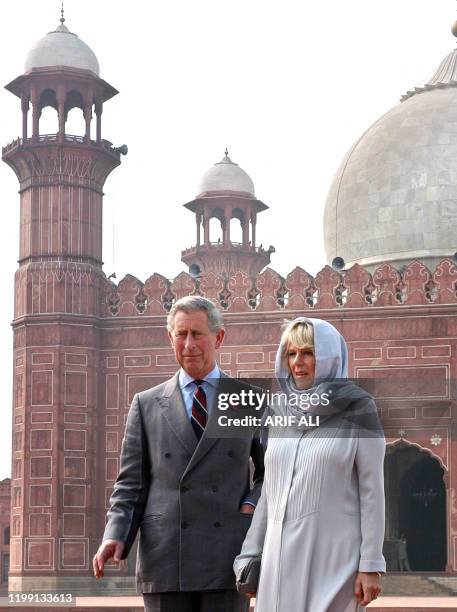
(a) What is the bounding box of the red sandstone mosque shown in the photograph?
[2,6,457,598]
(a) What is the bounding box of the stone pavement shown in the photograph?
[2,595,457,610]
[367,597,457,610]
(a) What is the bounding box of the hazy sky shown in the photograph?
[0,0,454,477]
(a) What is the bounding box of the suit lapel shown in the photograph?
[158,373,198,457]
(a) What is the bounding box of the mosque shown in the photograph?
[2,6,457,599]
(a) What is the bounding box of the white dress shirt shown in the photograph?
[178,363,221,420]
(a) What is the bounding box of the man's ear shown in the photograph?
[215,328,225,349]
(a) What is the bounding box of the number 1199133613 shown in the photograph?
[6,592,73,605]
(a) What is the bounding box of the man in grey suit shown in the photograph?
[93,296,264,612]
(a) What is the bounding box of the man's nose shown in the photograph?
[184,333,196,349]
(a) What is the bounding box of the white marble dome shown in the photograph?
[25,21,100,76]
[197,152,255,196]
[324,47,457,270]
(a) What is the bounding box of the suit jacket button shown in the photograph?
[213,521,221,528]
[227,450,235,457]
[181,485,189,493]
[164,452,171,458]
[211,485,218,493]
[181,521,189,529]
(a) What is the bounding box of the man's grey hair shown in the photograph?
[167,296,224,332]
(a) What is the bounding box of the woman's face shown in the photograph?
[287,343,316,390]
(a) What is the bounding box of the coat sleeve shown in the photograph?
[233,483,268,580]
[356,409,386,573]
[242,429,265,506]
[102,393,151,559]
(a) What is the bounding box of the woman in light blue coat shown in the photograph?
[234,317,386,611]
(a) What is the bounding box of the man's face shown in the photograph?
[168,310,225,379]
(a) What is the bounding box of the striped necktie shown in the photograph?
[191,379,207,440]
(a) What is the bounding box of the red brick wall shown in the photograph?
[8,258,457,586]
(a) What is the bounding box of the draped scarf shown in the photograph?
[272,317,374,433]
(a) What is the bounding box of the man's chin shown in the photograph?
[182,362,204,377]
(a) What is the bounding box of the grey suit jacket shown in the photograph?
[102,372,265,593]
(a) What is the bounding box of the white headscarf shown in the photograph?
[272,317,372,429]
[275,317,348,387]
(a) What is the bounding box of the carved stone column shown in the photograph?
[84,102,92,143]
[21,94,29,141]
[242,216,249,246]
[203,215,209,244]
[57,87,66,143]
[31,87,39,141]
[196,213,201,246]
[251,214,257,248]
[224,206,231,245]
[95,100,103,143]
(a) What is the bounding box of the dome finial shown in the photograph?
[60,1,65,25]
[220,148,233,164]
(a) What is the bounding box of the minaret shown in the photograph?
[181,151,274,276]
[2,10,123,593]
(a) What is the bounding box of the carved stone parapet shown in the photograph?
[101,259,457,318]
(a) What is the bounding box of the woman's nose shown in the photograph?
[294,353,305,366]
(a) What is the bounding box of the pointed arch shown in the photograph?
[386,438,447,470]
[384,441,447,571]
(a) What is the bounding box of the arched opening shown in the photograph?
[209,217,223,244]
[66,108,86,137]
[229,218,242,244]
[38,88,58,135]
[230,208,244,244]
[65,90,86,137]
[384,443,446,571]
[39,107,59,135]
[209,207,224,244]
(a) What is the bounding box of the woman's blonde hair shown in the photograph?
[280,319,314,364]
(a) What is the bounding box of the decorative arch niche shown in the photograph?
[384,440,447,571]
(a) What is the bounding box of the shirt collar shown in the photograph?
[179,363,221,389]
